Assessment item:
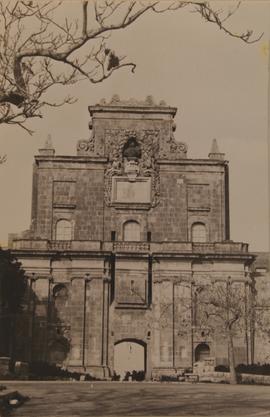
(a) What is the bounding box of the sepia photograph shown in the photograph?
[0,0,269,416]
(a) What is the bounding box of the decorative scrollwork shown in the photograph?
[104,129,160,207]
[159,133,187,159]
[77,140,89,152]
[77,134,95,155]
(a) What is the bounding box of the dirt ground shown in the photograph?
[1,381,270,417]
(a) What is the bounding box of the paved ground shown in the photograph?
[1,381,270,417]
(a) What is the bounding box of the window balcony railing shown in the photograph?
[47,240,72,251]
[113,241,150,252]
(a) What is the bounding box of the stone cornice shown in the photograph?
[70,275,102,281]
[12,250,255,265]
[88,105,177,117]
[11,241,255,263]
[151,253,255,263]
[11,250,112,258]
[34,155,107,164]
[158,159,228,166]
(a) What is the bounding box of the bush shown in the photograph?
[215,365,229,372]
[111,371,120,381]
[28,361,97,381]
[236,363,270,376]
[160,375,178,382]
[215,363,270,376]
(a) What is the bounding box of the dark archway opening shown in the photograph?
[195,343,210,362]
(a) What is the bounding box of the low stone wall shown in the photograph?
[14,362,29,377]
[199,371,270,385]
[0,358,10,377]
[199,372,229,383]
[240,373,270,385]
[152,368,186,380]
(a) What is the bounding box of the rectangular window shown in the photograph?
[53,181,76,205]
[111,231,116,241]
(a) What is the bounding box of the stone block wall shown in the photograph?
[31,161,105,241]
[29,102,228,244]
[31,157,227,244]
[10,101,256,379]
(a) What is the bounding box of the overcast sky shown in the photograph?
[0,0,269,251]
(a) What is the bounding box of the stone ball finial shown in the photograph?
[111,94,120,104]
[145,95,155,106]
[159,100,167,106]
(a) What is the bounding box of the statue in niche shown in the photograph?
[123,137,141,181]
[123,137,141,161]
[104,129,160,206]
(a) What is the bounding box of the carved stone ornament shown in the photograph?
[98,95,167,107]
[159,132,187,160]
[104,129,160,207]
[124,160,140,181]
[77,133,95,155]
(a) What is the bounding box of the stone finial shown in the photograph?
[98,95,167,107]
[39,134,55,156]
[159,100,167,106]
[110,94,120,104]
[210,138,220,154]
[145,95,155,106]
[208,138,225,160]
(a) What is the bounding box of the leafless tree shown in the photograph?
[195,279,251,384]
[251,277,270,362]
[0,0,263,134]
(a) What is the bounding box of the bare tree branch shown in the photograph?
[0,154,7,164]
[0,0,263,133]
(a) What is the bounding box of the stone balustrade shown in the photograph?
[12,239,48,250]
[192,242,249,253]
[112,241,150,252]
[11,239,249,254]
[47,240,72,251]
[12,239,102,251]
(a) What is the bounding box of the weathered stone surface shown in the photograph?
[9,99,257,379]
[0,357,10,376]
[14,362,29,376]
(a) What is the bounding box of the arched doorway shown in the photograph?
[195,343,210,362]
[114,339,146,380]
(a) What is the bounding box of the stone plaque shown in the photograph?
[112,177,151,204]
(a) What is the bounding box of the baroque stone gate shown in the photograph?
[10,96,254,379]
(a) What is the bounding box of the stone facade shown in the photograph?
[250,252,270,364]
[10,97,257,379]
